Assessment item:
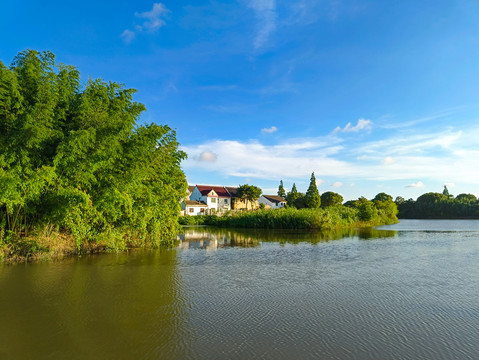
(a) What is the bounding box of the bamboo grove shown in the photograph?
[0,50,187,255]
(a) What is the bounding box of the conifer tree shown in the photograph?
[305,172,321,208]
[277,180,286,198]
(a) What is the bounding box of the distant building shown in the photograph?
[259,195,287,209]
[181,200,208,216]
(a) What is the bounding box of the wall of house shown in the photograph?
[186,206,207,216]
[189,187,203,202]
[258,196,285,209]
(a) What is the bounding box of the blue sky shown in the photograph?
[3,0,479,200]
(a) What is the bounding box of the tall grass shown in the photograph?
[195,206,397,230]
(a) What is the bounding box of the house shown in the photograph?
[225,186,260,210]
[181,200,208,216]
[185,185,196,200]
[189,185,233,213]
[259,195,287,209]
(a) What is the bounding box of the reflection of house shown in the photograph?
[259,195,287,209]
[181,200,208,215]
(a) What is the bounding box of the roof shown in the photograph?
[225,186,239,197]
[187,185,195,193]
[196,185,231,197]
[184,200,208,207]
[262,195,286,204]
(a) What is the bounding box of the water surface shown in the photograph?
[1,220,478,359]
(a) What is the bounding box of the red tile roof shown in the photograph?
[196,185,231,197]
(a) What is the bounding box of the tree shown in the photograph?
[304,172,321,208]
[277,180,286,198]
[286,183,299,205]
[374,192,393,202]
[237,184,262,210]
[0,50,187,246]
[443,185,453,198]
[321,191,343,207]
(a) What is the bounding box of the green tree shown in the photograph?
[237,184,262,210]
[286,183,299,205]
[304,172,321,208]
[277,180,286,198]
[321,191,343,207]
[0,50,187,248]
[443,185,452,198]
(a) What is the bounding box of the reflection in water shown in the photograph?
[1,221,479,359]
[0,250,190,360]
[180,226,397,248]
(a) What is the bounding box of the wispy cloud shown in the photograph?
[332,182,343,188]
[261,126,278,134]
[444,182,455,188]
[333,118,372,133]
[406,181,425,188]
[181,125,479,189]
[246,0,277,50]
[121,3,170,43]
[199,151,217,162]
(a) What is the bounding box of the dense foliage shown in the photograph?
[396,191,479,219]
[0,50,186,259]
[182,193,398,230]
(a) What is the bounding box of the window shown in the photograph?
[224,199,228,203]
[200,208,205,213]
[189,208,194,213]
[211,198,216,203]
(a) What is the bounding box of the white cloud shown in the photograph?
[382,156,395,165]
[316,178,325,186]
[334,118,372,133]
[199,151,217,162]
[246,0,277,50]
[332,182,343,188]
[261,126,278,134]
[135,3,169,32]
[444,182,456,188]
[181,126,479,189]
[406,181,425,188]
[121,3,169,43]
[120,29,136,43]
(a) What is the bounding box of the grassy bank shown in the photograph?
[0,226,177,263]
[179,205,398,230]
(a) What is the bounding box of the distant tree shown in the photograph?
[456,193,477,202]
[277,180,286,198]
[443,185,453,198]
[321,191,343,207]
[395,196,405,205]
[286,183,300,205]
[237,184,262,210]
[355,197,378,221]
[305,172,321,208]
[373,192,393,202]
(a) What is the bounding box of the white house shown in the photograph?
[259,195,287,209]
[181,200,208,216]
[189,185,233,212]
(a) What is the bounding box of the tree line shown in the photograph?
[396,186,479,219]
[0,50,187,256]
[276,174,398,223]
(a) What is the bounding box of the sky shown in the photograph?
[2,0,479,200]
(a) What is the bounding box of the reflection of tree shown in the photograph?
[182,227,397,248]
[0,250,189,359]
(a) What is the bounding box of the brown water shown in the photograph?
[1,220,479,359]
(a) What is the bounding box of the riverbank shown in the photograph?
[0,227,177,264]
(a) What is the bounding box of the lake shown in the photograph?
[1,220,479,359]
